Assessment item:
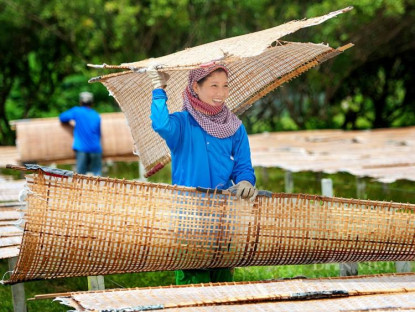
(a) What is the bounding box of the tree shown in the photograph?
[242,0,415,132]
[0,0,414,144]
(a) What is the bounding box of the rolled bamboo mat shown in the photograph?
[49,273,415,311]
[12,112,135,163]
[4,165,415,284]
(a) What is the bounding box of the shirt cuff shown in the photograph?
[152,88,168,100]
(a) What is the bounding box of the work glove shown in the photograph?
[228,180,258,201]
[146,64,169,89]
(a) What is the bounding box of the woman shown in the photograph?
[148,63,257,284]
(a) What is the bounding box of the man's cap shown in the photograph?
[79,91,93,103]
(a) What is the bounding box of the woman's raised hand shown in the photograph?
[146,64,169,89]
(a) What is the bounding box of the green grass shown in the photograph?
[1,163,414,311]
[234,261,412,282]
[255,167,415,203]
[1,260,412,312]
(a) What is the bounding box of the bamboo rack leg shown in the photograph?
[8,257,27,312]
[321,178,333,197]
[395,261,412,273]
[321,178,358,276]
[87,276,105,290]
[339,262,358,276]
[284,170,293,193]
[381,182,412,273]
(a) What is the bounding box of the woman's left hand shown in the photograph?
[228,180,258,201]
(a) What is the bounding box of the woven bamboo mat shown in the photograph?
[89,8,353,177]
[0,246,21,260]
[49,273,415,311]
[140,293,415,312]
[0,202,24,259]
[4,166,415,284]
[12,112,135,163]
[0,179,25,202]
[0,179,25,259]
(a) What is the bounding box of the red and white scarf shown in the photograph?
[182,63,241,139]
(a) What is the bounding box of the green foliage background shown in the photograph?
[0,0,414,144]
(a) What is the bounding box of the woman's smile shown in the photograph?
[193,71,229,107]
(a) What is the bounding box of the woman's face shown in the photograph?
[193,71,229,107]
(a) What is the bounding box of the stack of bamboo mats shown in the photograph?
[0,177,25,260]
[11,112,135,163]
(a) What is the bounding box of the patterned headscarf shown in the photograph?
[182,63,241,139]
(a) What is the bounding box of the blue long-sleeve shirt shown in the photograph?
[151,89,255,189]
[59,106,102,153]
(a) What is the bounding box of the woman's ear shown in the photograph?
[192,81,199,95]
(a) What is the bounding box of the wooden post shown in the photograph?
[321,178,333,197]
[8,257,27,312]
[321,178,358,276]
[261,167,269,185]
[87,276,105,290]
[378,182,411,272]
[356,177,366,199]
[339,262,358,276]
[395,261,412,273]
[139,162,147,182]
[284,170,293,193]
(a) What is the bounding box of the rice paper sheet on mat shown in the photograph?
[49,273,415,311]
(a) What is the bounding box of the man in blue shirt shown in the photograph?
[59,92,102,176]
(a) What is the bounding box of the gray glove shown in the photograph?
[228,180,258,201]
[146,65,169,89]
